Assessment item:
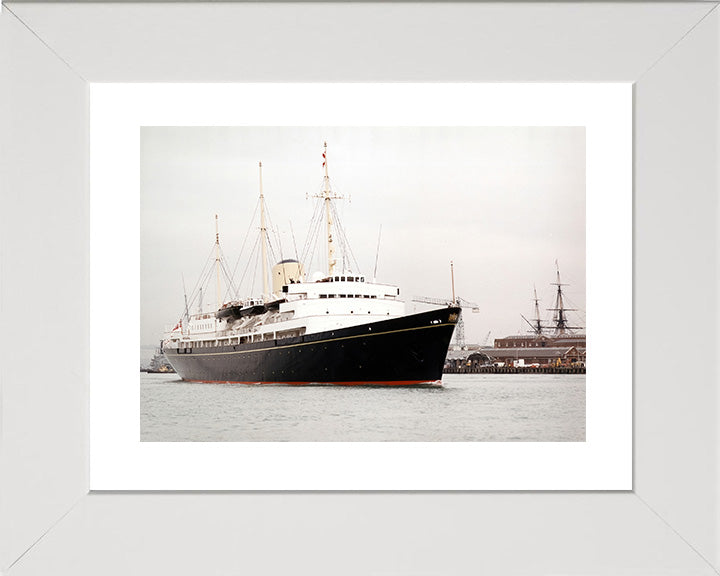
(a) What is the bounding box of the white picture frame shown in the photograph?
[2,2,719,574]
[90,83,629,490]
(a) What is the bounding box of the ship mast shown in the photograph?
[532,285,543,335]
[259,161,270,300]
[182,273,190,335]
[315,142,343,277]
[547,261,577,335]
[450,260,457,305]
[215,214,221,311]
[313,142,342,276]
[323,142,335,276]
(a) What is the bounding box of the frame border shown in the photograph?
[2,2,718,574]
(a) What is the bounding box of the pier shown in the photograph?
[444,365,585,375]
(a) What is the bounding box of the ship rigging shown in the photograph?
[520,262,584,337]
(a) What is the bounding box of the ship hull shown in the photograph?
[164,307,460,385]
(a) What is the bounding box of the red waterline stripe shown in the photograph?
[185,379,440,386]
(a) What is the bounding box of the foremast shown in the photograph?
[532,285,543,335]
[520,285,545,335]
[259,161,270,300]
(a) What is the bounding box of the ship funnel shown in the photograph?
[273,259,304,293]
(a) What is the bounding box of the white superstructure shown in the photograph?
[164,273,405,349]
[280,273,405,331]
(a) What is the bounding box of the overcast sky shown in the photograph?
[141,126,585,347]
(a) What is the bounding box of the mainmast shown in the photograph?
[316,142,343,277]
[215,214,221,311]
[259,162,270,300]
[547,261,577,335]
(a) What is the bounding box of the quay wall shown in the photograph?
[444,365,586,375]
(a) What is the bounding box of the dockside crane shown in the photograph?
[411,295,480,349]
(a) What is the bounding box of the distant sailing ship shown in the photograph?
[493,263,586,352]
[162,144,460,385]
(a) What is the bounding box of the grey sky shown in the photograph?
[141,126,585,347]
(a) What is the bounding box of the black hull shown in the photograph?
[165,307,460,385]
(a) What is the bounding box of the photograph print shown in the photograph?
[140,126,586,442]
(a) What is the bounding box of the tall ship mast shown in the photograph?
[492,262,585,356]
[520,285,544,336]
[547,261,580,335]
[161,144,460,385]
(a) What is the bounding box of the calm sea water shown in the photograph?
[141,373,585,442]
